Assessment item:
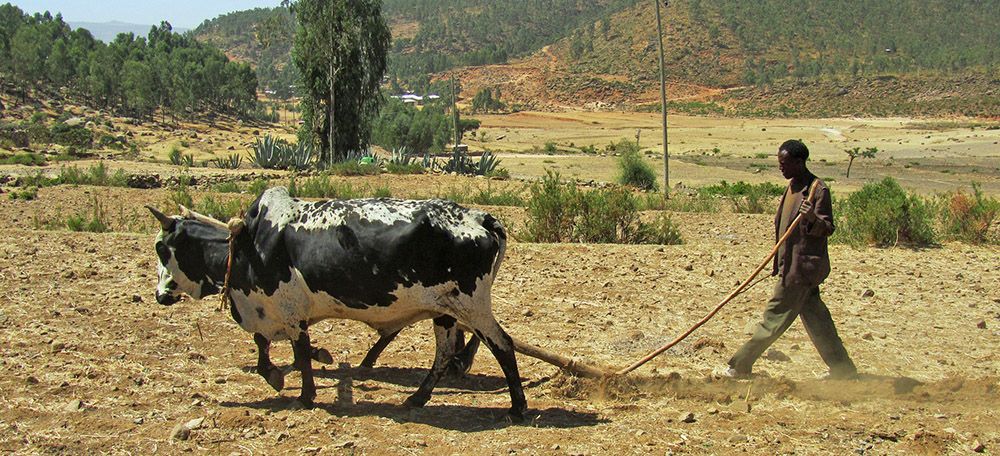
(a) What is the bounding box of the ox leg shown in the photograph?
[447,330,480,376]
[360,329,401,368]
[254,333,285,392]
[473,319,527,422]
[291,322,317,408]
[403,316,460,408]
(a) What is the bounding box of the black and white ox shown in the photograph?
[148,187,526,419]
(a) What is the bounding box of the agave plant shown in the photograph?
[475,150,502,176]
[249,134,284,169]
[389,147,415,166]
[212,153,243,170]
[286,142,314,170]
[441,148,474,175]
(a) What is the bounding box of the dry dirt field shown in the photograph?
[469,113,1000,195]
[0,170,998,455]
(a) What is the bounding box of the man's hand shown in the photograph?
[798,200,818,222]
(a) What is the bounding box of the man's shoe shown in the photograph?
[714,366,750,379]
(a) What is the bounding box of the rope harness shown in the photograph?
[219,216,245,312]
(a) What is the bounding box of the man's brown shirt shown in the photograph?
[772,174,835,287]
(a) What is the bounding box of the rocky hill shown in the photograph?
[192,0,1000,117]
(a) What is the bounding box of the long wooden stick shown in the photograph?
[512,337,610,378]
[616,180,820,376]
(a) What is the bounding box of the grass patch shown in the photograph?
[213,181,242,193]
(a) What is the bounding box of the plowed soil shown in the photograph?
[1,177,998,455]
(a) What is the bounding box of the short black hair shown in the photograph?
[779,139,809,161]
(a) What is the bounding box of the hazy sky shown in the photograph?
[8,1,281,28]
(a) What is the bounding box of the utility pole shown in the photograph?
[654,0,669,195]
[451,76,460,153]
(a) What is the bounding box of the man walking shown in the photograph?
[719,139,857,379]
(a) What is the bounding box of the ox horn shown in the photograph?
[179,205,230,232]
[146,205,175,230]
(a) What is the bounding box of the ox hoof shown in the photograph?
[266,369,285,392]
[403,394,429,408]
[295,397,315,410]
[507,406,527,424]
[311,348,333,365]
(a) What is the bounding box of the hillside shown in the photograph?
[191,1,1000,116]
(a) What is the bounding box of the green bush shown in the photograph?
[8,186,38,200]
[616,147,659,191]
[936,183,999,244]
[49,122,92,149]
[638,213,684,245]
[56,162,128,187]
[701,181,784,214]
[833,177,936,247]
[0,152,47,166]
[525,171,677,244]
[248,178,270,197]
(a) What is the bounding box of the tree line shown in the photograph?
[0,3,259,121]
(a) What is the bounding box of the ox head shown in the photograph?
[147,205,229,305]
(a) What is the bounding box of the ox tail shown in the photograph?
[482,214,507,278]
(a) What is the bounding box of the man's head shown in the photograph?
[777,139,809,180]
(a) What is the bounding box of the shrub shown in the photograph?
[833,177,936,247]
[525,171,578,242]
[524,171,676,244]
[616,148,659,191]
[0,152,47,166]
[56,163,128,186]
[248,178,270,196]
[638,213,684,245]
[168,146,183,165]
[49,122,92,149]
[65,196,110,233]
[8,186,38,200]
[936,183,999,244]
[469,183,525,207]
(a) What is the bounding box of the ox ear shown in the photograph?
[146,205,175,231]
